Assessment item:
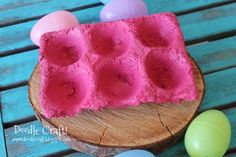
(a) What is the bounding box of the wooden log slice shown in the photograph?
[28,58,205,157]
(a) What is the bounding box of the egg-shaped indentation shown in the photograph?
[97,62,141,100]
[88,22,132,56]
[43,72,89,111]
[135,16,176,48]
[145,50,183,90]
[41,31,85,66]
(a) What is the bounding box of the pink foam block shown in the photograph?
[39,12,199,118]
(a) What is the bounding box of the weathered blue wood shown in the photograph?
[1,35,236,88]
[0,108,7,157]
[0,6,102,55]
[201,67,236,111]
[5,120,70,157]
[179,3,236,42]
[0,50,38,88]
[188,36,236,73]
[146,0,232,14]
[1,86,34,124]
[1,2,236,55]
[0,0,100,26]
[0,0,228,25]
[158,107,236,157]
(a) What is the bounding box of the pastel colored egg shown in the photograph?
[185,110,231,157]
[100,0,148,22]
[115,150,155,157]
[30,10,79,46]
[100,0,111,4]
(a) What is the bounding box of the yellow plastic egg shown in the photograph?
[185,110,231,157]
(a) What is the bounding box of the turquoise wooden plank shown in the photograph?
[5,120,70,157]
[1,2,236,55]
[158,107,236,157]
[187,36,236,73]
[0,108,7,157]
[146,0,233,14]
[0,49,38,88]
[0,6,102,55]
[0,0,100,26]
[0,0,228,25]
[1,34,236,88]
[1,86,34,124]
[73,5,101,24]
[179,3,236,42]
[201,67,236,111]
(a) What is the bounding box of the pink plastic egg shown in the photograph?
[100,0,148,22]
[30,10,79,46]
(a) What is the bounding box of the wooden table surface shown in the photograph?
[0,0,236,156]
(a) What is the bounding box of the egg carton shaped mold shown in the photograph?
[39,12,198,118]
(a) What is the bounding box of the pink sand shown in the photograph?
[39,12,199,118]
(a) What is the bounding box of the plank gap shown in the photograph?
[185,29,236,46]
[67,2,102,12]
[3,115,37,129]
[176,0,236,16]
[202,102,236,112]
[0,81,28,92]
[204,64,236,75]
[0,2,103,28]
[0,45,37,58]
[227,147,236,155]
[45,149,77,157]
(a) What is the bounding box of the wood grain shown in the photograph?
[28,58,205,157]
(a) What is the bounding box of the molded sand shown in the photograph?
[39,13,198,118]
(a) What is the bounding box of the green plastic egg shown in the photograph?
[185,110,231,157]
